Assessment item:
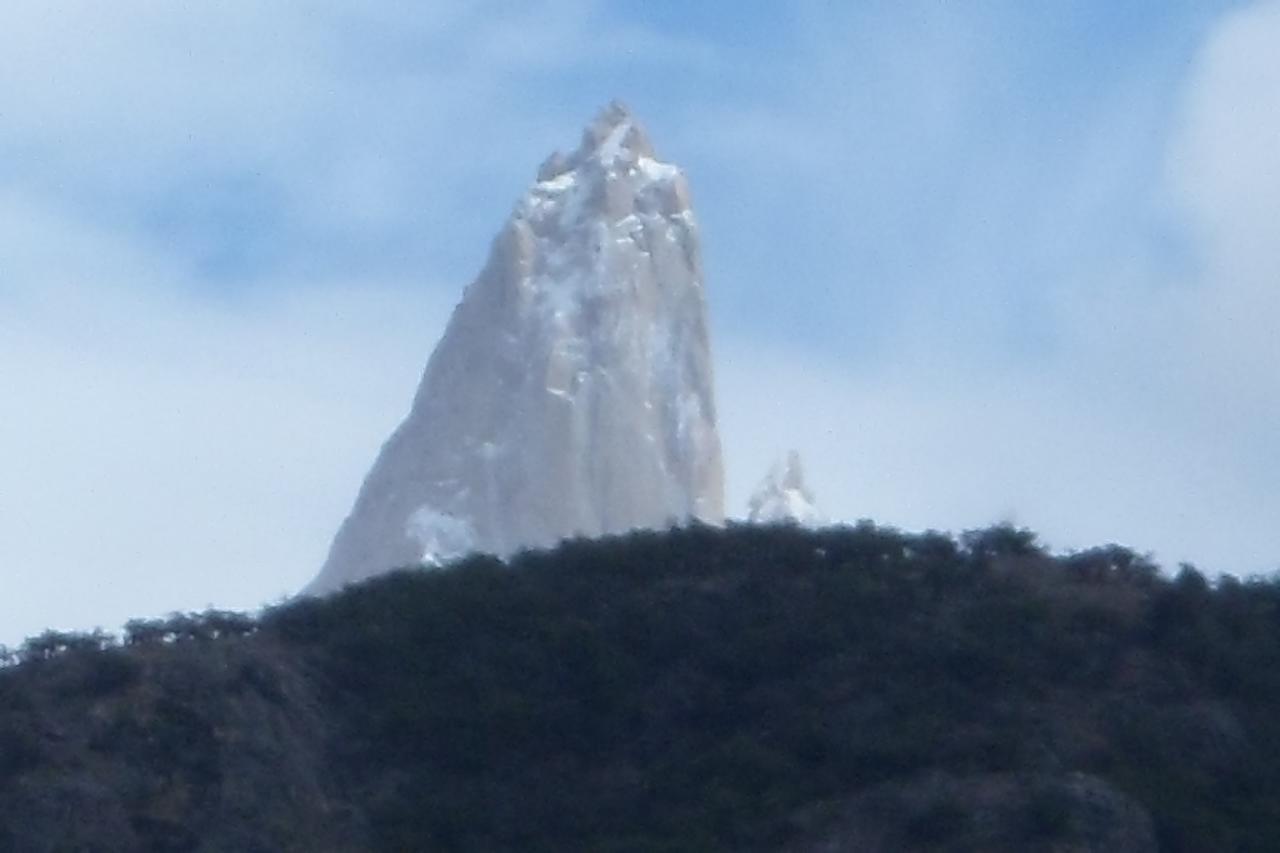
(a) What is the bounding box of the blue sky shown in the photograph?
[2,1,1278,645]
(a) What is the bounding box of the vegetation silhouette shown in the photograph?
[2,522,1279,850]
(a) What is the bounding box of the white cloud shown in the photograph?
[717,337,1280,575]
[1169,1,1280,271]
[1163,0,1280,412]
[0,192,450,646]
[0,1,731,646]
[717,1,1280,579]
[0,2,718,195]
[3,1,1279,649]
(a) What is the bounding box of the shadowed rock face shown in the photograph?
[308,103,724,594]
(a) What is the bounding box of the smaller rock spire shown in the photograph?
[747,451,825,527]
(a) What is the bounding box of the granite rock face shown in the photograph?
[747,450,824,526]
[308,103,724,594]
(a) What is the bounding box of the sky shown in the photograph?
[3,0,1278,646]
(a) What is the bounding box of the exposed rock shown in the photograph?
[308,102,724,594]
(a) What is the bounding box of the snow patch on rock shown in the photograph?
[406,506,477,567]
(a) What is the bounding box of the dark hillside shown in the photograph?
[3,523,1280,851]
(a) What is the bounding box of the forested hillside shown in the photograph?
[3,523,1279,851]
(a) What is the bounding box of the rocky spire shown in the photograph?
[306,104,724,594]
[747,451,825,527]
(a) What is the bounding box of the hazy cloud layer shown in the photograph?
[1,188,449,640]
[3,2,1278,645]
[724,1,1280,573]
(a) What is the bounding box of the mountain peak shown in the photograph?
[592,99,634,133]
[580,100,655,161]
[307,106,722,593]
[538,101,659,183]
